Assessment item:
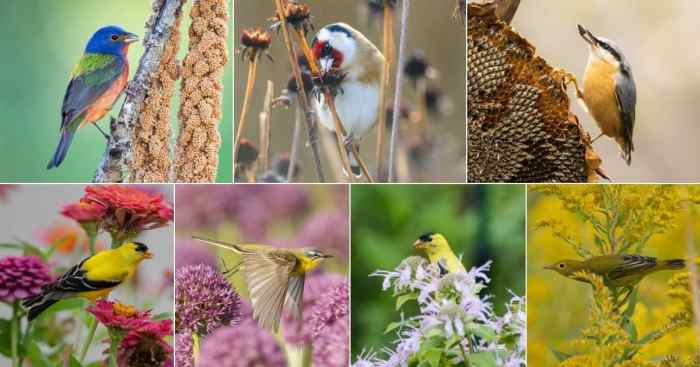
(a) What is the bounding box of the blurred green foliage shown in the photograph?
[0,0,232,182]
[350,185,526,356]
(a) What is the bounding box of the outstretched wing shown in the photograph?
[61,53,124,128]
[240,248,298,332]
[192,236,244,253]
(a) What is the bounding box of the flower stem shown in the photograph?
[460,341,471,367]
[234,55,259,163]
[376,5,393,180]
[87,231,97,255]
[11,302,20,367]
[109,336,118,367]
[388,0,411,182]
[287,106,302,181]
[192,333,201,365]
[80,315,98,363]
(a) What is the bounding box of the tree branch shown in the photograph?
[93,0,185,182]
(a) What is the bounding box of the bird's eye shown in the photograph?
[111,35,119,41]
[558,263,565,269]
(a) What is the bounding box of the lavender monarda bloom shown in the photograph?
[198,318,286,367]
[175,264,240,336]
[0,256,51,302]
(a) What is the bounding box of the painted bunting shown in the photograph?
[413,232,466,274]
[47,26,138,169]
[545,254,685,288]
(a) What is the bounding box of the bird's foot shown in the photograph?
[342,133,356,151]
[93,122,111,141]
[591,132,604,144]
[553,68,584,99]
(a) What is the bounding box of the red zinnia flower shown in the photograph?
[118,319,173,367]
[61,199,107,223]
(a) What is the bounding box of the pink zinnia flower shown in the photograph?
[0,256,51,302]
[117,319,173,367]
[88,300,152,331]
[61,199,107,223]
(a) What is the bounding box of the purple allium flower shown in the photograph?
[282,272,345,345]
[175,333,194,367]
[175,264,240,335]
[295,209,348,260]
[0,256,51,302]
[175,238,217,270]
[198,318,286,367]
[310,281,349,367]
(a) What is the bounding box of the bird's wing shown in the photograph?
[607,255,656,281]
[61,53,124,128]
[192,236,244,254]
[241,249,298,332]
[285,274,305,320]
[51,259,123,294]
[437,258,449,276]
[615,68,636,152]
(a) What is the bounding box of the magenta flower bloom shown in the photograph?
[88,300,152,331]
[175,333,194,367]
[175,264,240,335]
[199,318,286,367]
[61,199,107,223]
[311,281,349,367]
[117,319,173,367]
[0,256,51,302]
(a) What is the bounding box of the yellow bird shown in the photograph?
[412,232,466,274]
[22,242,153,321]
[193,236,332,332]
[545,254,684,288]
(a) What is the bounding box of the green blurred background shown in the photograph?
[0,0,232,182]
[350,184,525,356]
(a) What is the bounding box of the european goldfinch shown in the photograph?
[413,232,466,274]
[311,23,384,176]
[193,236,332,332]
[22,242,153,321]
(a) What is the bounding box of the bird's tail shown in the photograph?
[22,293,58,321]
[617,137,634,166]
[660,259,685,270]
[47,128,76,169]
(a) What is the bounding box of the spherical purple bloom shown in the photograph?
[0,256,51,302]
[282,272,345,345]
[295,209,348,259]
[199,318,286,367]
[175,264,240,336]
[311,281,349,367]
[175,238,217,270]
[175,333,194,367]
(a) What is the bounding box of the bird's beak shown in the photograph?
[577,24,597,46]
[144,251,154,259]
[543,264,555,270]
[318,56,334,74]
[123,33,139,44]
[412,239,425,250]
[322,254,333,259]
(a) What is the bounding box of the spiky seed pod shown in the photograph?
[240,28,273,63]
[467,3,603,182]
[129,0,183,182]
[174,0,229,182]
[271,1,314,35]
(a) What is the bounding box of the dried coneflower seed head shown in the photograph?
[236,139,259,167]
[271,2,314,35]
[240,28,273,62]
[312,69,347,99]
[404,50,432,85]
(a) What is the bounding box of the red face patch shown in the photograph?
[312,40,343,69]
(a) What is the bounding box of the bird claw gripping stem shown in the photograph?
[553,68,584,100]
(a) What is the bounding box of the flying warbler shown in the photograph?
[413,232,466,274]
[545,254,685,288]
[193,236,332,332]
[22,242,153,321]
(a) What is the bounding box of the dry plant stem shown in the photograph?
[376,6,393,179]
[292,29,374,182]
[259,80,274,172]
[234,55,259,155]
[287,106,302,181]
[274,0,325,182]
[388,0,411,182]
[320,130,344,182]
[93,0,184,182]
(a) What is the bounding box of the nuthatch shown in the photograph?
[311,23,384,176]
[577,24,637,165]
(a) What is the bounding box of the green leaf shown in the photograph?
[466,324,497,342]
[384,321,404,334]
[551,348,573,362]
[69,354,84,367]
[0,243,25,251]
[26,342,50,367]
[396,293,417,310]
[152,312,172,320]
[419,348,443,367]
[0,318,10,357]
[470,351,497,367]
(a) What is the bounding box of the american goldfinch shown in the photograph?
[22,242,153,321]
[311,22,384,176]
[413,232,466,274]
[193,236,332,332]
[545,254,684,288]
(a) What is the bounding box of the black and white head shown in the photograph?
[578,24,628,68]
[312,23,359,73]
